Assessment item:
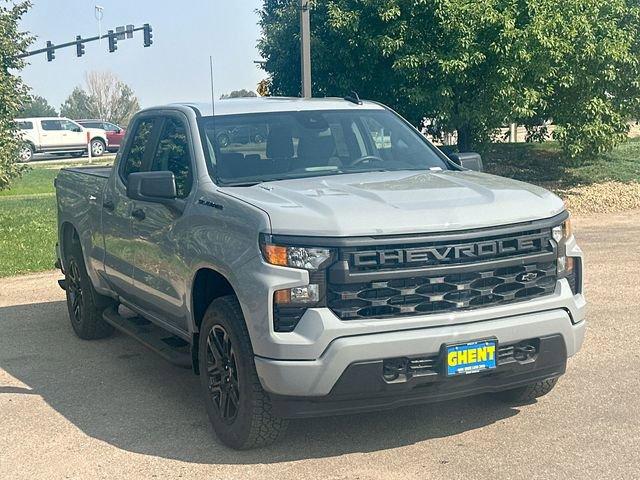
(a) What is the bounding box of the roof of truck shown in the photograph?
[163,97,387,117]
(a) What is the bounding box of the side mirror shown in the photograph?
[73,127,82,133]
[127,171,185,213]
[447,152,483,172]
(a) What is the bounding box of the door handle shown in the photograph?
[131,208,146,221]
[103,200,115,211]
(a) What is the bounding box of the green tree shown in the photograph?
[258,0,640,156]
[220,89,258,99]
[60,86,92,120]
[20,94,57,117]
[61,71,140,125]
[0,1,32,190]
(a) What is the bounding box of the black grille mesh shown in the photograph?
[328,261,557,320]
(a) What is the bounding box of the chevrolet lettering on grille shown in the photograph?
[351,234,548,268]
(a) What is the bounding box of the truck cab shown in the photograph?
[55,98,585,450]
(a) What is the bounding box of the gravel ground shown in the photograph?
[1,210,639,479]
[555,181,640,215]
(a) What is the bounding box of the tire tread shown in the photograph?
[201,295,287,449]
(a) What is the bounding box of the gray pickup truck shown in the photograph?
[55,97,585,449]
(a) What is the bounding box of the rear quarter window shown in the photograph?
[16,121,33,130]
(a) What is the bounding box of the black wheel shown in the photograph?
[90,138,106,157]
[19,143,34,162]
[199,295,287,449]
[217,133,231,148]
[65,240,115,340]
[494,378,559,404]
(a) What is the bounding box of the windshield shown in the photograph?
[198,109,450,185]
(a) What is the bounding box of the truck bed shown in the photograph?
[62,165,112,179]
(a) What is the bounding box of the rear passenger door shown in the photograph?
[128,113,195,332]
[39,119,65,148]
[102,115,160,299]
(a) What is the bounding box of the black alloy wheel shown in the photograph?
[66,258,84,325]
[206,324,240,423]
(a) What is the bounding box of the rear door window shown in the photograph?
[120,118,157,182]
[41,119,63,131]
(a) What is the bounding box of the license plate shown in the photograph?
[445,339,498,377]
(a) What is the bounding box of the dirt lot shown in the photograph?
[1,211,639,480]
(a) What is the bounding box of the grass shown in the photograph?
[0,195,58,277]
[483,138,640,187]
[0,159,112,278]
[0,167,59,197]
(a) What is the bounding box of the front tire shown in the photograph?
[199,295,287,449]
[495,378,559,404]
[65,240,115,340]
[90,138,106,157]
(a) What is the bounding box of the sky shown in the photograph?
[19,0,265,110]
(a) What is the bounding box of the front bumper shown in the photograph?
[255,305,585,401]
[270,334,568,419]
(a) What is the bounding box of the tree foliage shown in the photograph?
[258,0,640,156]
[0,1,32,190]
[20,94,57,117]
[61,71,140,125]
[220,89,258,99]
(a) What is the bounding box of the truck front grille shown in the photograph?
[324,221,560,321]
[328,261,557,320]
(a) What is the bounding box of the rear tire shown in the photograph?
[198,295,287,449]
[495,378,559,404]
[19,143,34,162]
[65,239,115,340]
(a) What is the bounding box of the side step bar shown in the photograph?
[103,306,192,369]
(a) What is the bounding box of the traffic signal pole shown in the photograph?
[299,0,311,98]
[18,23,153,61]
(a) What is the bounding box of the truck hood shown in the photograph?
[220,170,565,237]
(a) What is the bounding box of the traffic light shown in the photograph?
[143,23,153,47]
[108,30,118,53]
[76,36,85,57]
[46,41,55,62]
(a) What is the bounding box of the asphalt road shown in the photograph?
[1,210,639,479]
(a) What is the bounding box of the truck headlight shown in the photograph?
[552,217,573,243]
[260,239,333,271]
[554,214,581,294]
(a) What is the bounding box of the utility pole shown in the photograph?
[299,0,311,98]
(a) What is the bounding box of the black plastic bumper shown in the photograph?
[270,334,567,419]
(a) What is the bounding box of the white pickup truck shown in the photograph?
[16,117,109,162]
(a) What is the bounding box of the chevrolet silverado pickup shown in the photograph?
[55,97,586,449]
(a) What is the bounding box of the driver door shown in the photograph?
[127,113,195,332]
[60,119,86,149]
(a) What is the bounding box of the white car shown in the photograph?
[15,117,109,162]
